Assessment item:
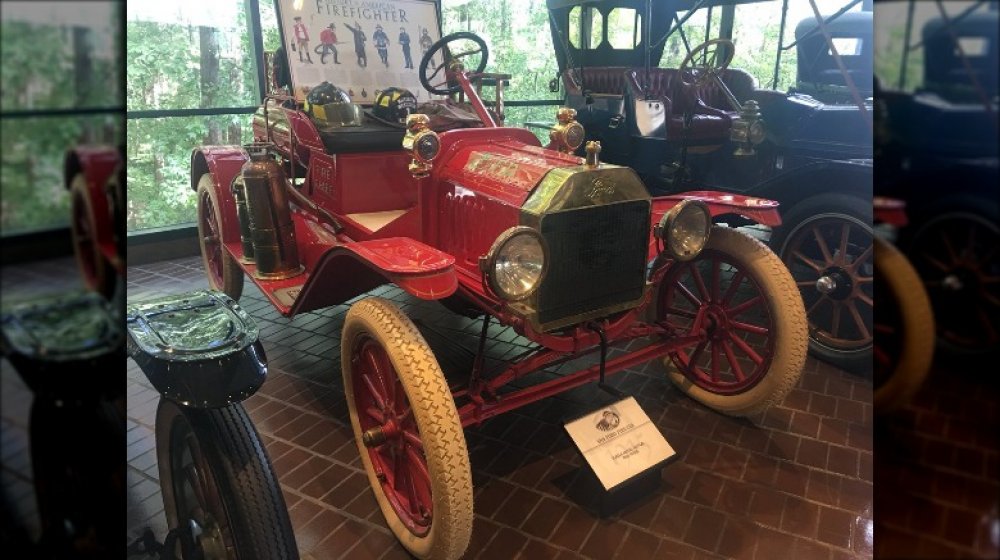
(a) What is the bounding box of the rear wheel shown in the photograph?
[873,237,935,412]
[69,174,116,298]
[156,399,297,560]
[655,226,808,417]
[905,201,999,353]
[342,297,472,560]
[196,174,244,300]
[773,194,873,372]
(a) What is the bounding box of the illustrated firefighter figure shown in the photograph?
[314,23,340,64]
[373,24,390,67]
[419,26,435,69]
[292,16,313,64]
[399,27,413,69]
[344,21,368,68]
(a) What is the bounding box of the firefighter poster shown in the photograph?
[278,0,442,104]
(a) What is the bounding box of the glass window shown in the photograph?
[126,0,256,111]
[957,37,988,57]
[126,115,254,230]
[568,6,604,50]
[1,1,121,235]
[607,8,641,50]
[831,37,863,56]
[440,0,561,102]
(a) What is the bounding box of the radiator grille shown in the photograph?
[536,200,650,326]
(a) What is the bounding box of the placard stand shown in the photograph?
[563,396,677,517]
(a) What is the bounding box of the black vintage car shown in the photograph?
[876,7,998,353]
[792,10,873,103]
[545,0,873,370]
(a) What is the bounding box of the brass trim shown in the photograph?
[253,265,305,281]
[520,164,651,229]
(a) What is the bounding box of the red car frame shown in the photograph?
[180,32,806,560]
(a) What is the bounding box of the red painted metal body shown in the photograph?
[64,146,122,272]
[873,196,907,227]
[192,67,786,425]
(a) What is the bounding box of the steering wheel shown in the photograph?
[679,39,735,87]
[419,32,489,96]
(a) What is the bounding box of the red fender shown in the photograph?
[648,190,782,260]
[190,146,249,248]
[257,236,458,316]
[64,146,120,266]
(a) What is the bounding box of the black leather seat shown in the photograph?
[318,117,406,154]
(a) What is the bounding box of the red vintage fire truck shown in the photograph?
[186,30,806,559]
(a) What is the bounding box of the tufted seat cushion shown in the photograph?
[563,66,757,108]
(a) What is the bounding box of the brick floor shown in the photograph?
[3,255,882,559]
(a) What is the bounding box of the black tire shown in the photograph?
[155,399,298,560]
[654,226,808,417]
[873,237,935,412]
[70,173,117,299]
[197,173,244,300]
[772,193,873,372]
[899,194,999,354]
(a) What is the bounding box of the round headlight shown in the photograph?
[483,227,548,301]
[564,122,585,151]
[749,121,766,144]
[658,200,711,261]
[413,131,441,162]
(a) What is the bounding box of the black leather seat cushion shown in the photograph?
[318,117,406,154]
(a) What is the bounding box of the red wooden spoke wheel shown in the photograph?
[69,174,115,297]
[872,237,934,412]
[342,297,472,560]
[353,335,433,536]
[656,227,807,417]
[196,174,243,300]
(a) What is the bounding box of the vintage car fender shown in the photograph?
[64,146,120,264]
[190,146,249,248]
[285,237,458,315]
[648,190,782,261]
[751,158,872,209]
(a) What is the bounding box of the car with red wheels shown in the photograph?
[190,18,808,559]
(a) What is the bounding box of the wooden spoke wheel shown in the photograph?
[774,194,873,371]
[69,174,116,298]
[872,237,935,412]
[156,399,297,559]
[196,174,243,300]
[910,211,1000,352]
[342,297,472,560]
[656,226,808,417]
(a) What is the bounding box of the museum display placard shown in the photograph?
[564,396,676,491]
[277,0,442,104]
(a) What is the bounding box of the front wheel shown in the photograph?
[155,399,298,560]
[342,297,473,560]
[654,226,808,417]
[873,237,935,412]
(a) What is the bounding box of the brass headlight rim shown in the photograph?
[412,130,441,163]
[483,226,549,302]
[563,122,586,151]
[658,199,712,262]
